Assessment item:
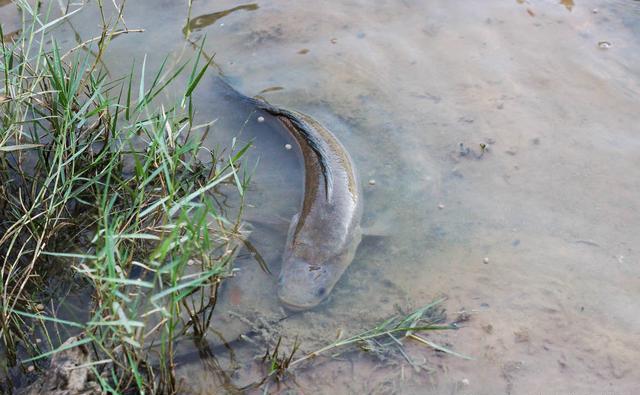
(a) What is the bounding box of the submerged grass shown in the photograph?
[0,1,249,393]
[252,298,470,390]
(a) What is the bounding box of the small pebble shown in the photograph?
[36,338,42,344]
[284,144,292,150]
[597,41,612,49]
[438,203,445,209]
[27,365,35,373]
[368,179,376,186]
[483,257,490,264]
[330,38,337,44]
[592,8,598,14]
[257,116,265,123]
[36,304,45,311]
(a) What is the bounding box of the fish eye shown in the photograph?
[317,287,326,297]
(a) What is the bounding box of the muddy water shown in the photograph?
[5,0,640,393]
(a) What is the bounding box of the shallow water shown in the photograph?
[4,0,640,393]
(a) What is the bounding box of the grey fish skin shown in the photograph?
[216,77,363,310]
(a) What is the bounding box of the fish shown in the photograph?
[216,77,363,311]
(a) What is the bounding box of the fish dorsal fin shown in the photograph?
[214,77,334,202]
[257,105,334,203]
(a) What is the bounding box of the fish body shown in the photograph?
[269,109,362,311]
[217,78,362,310]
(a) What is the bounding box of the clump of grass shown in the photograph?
[248,298,470,390]
[260,336,300,384]
[0,1,249,393]
[292,297,470,362]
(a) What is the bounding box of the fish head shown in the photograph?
[276,255,344,311]
[277,227,361,311]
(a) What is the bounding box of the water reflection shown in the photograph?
[517,0,575,11]
[184,3,259,35]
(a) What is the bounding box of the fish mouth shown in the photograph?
[277,296,320,312]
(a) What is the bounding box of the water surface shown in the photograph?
[5,0,640,393]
